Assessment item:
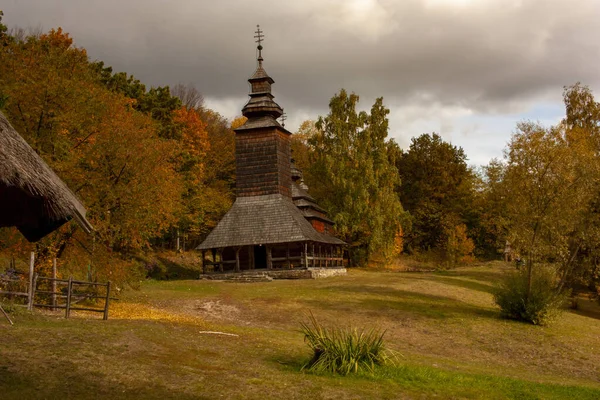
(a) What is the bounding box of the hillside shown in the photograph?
[1,262,599,399]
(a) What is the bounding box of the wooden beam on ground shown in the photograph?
[0,304,13,325]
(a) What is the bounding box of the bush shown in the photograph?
[300,313,394,375]
[442,222,475,267]
[494,265,569,325]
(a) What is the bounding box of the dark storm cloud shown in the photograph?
[3,0,599,132]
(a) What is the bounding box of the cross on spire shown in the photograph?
[254,25,264,61]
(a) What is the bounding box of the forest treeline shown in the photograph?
[1,15,599,294]
[0,16,237,282]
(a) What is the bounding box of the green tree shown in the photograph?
[308,90,404,265]
[471,158,508,258]
[0,10,10,45]
[90,61,182,139]
[397,133,476,261]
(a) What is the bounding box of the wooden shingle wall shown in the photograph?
[236,127,291,198]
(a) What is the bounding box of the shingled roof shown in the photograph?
[0,111,93,241]
[197,194,344,250]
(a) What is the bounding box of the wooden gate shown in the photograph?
[31,276,112,320]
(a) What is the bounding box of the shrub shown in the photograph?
[300,313,394,375]
[493,265,569,325]
[442,222,475,267]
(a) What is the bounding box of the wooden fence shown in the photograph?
[0,253,113,321]
[32,276,112,320]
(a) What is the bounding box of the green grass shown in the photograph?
[1,261,599,399]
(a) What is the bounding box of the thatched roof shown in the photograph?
[196,194,344,250]
[0,111,93,241]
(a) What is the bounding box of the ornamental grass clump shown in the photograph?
[300,313,394,375]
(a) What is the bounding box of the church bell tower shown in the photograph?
[234,25,292,198]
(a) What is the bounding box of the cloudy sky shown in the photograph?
[3,0,600,165]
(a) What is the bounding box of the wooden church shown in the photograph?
[197,27,345,273]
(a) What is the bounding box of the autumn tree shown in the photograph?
[563,82,600,135]
[491,117,599,324]
[557,83,600,290]
[163,109,237,249]
[291,120,318,173]
[308,90,404,265]
[91,61,183,139]
[0,26,183,281]
[168,106,210,247]
[172,83,204,110]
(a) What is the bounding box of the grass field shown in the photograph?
[1,261,599,399]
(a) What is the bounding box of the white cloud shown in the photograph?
[3,0,600,165]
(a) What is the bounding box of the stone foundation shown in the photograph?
[200,267,346,282]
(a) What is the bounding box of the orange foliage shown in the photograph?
[0,26,184,280]
[393,228,404,258]
[443,222,475,265]
[173,107,209,158]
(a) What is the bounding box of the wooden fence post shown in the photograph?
[266,246,272,270]
[218,249,224,272]
[235,247,241,272]
[27,252,34,310]
[65,277,73,319]
[211,249,217,273]
[52,258,57,311]
[103,281,111,321]
[28,273,38,311]
[304,243,308,268]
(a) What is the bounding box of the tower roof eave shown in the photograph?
[249,67,274,83]
[234,115,291,134]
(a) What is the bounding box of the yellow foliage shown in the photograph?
[111,302,207,326]
[230,116,247,130]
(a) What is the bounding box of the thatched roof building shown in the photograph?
[0,111,93,241]
[197,27,345,273]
